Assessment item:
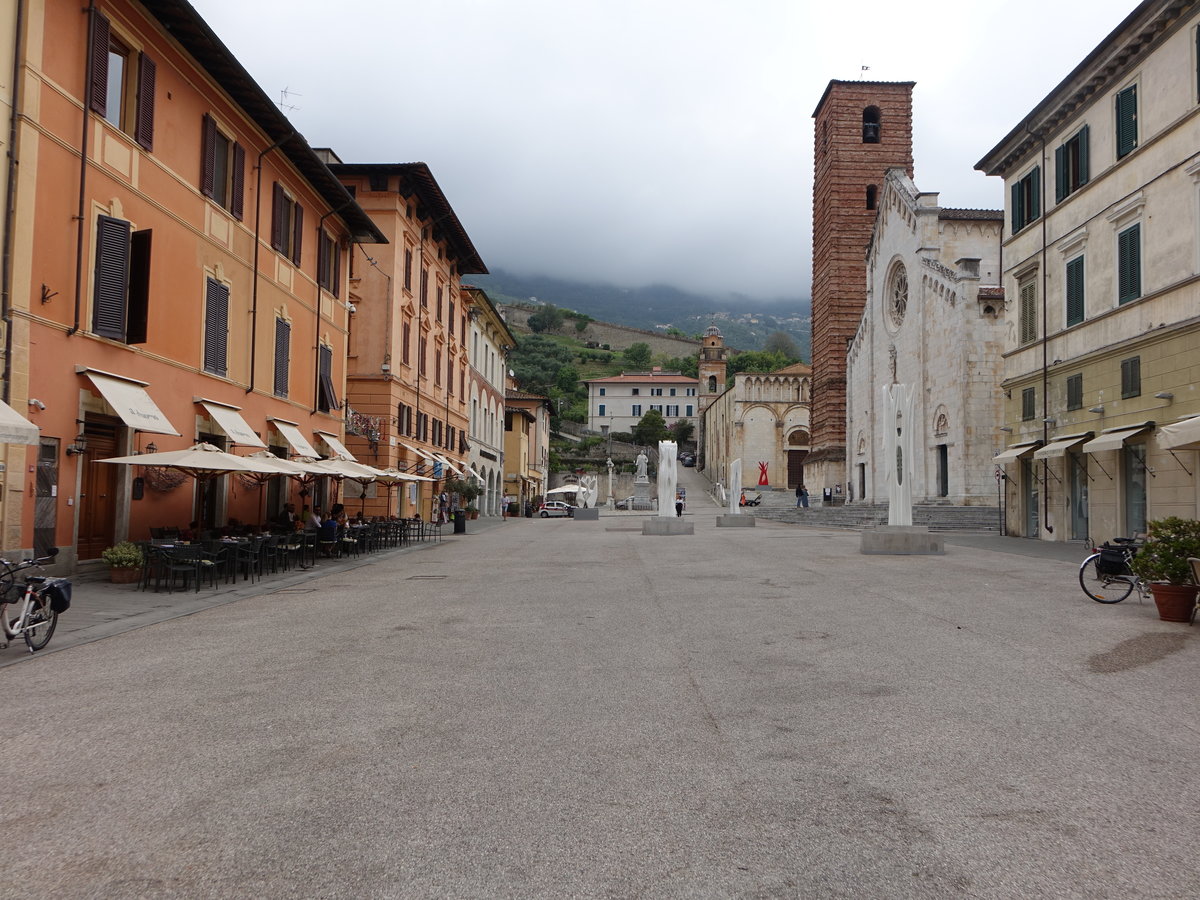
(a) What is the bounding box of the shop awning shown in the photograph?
[433,453,463,475]
[399,440,437,461]
[197,400,266,448]
[0,400,39,445]
[1033,432,1093,460]
[79,368,181,436]
[1082,422,1154,454]
[992,440,1041,463]
[1157,415,1200,452]
[315,431,355,461]
[268,418,319,458]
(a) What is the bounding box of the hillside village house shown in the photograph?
[504,388,550,511]
[4,0,384,567]
[585,369,699,437]
[977,0,1200,542]
[702,362,812,495]
[846,169,1004,508]
[464,286,513,518]
[322,157,486,521]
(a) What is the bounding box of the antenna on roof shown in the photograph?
[278,87,302,113]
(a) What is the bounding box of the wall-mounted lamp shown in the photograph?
[145,442,158,454]
[1043,417,1057,425]
[1154,391,1174,401]
[1088,405,1105,414]
[27,398,46,411]
[999,426,1013,433]
[65,432,87,456]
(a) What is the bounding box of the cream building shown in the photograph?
[702,363,811,494]
[465,287,513,517]
[846,169,1005,508]
[585,370,699,436]
[977,0,1200,542]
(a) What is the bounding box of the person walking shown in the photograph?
[799,484,809,509]
[796,484,803,507]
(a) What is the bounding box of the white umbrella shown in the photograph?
[98,442,281,478]
[545,485,582,495]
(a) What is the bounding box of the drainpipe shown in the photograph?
[246,130,295,395]
[312,202,353,415]
[2,0,26,401]
[69,1,98,336]
[1026,125,1052,536]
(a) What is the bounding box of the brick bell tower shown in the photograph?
[695,323,729,471]
[808,80,914,500]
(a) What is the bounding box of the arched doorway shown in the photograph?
[787,429,810,489]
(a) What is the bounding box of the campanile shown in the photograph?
[807,80,914,498]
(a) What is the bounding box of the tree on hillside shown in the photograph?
[509,333,574,396]
[633,409,670,445]
[764,331,800,359]
[728,349,793,380]
[660,353,699,378]
[623,342,652,370]
[527,306,565,333]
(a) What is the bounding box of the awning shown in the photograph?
[316,431,355,461]
[992,440,1041,463]
[1157,415,1200,452]
[268,418,319,458]
[197,400,266,448]
[1082,422,1154,455]
[79,368,180,436]
[1033,432,1093,460]
[463,465,484,481]
[399,440,438,461]
[433,453,463,475]
[0,400,39,445]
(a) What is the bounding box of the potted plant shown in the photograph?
[101,541,144,584]
[1128,517,1200,622]
[466,504,479,520]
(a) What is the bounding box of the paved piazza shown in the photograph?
[2,477,1197,898]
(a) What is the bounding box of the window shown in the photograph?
[200,115,244,218]
[862,106,880,143]
[1018,274,1037,345]
[666,405,679,417]
[402,322,411,365]
[651,388,663,396]
[271,183,303,265]
[1021,387,1036,421]
[419,337,427,376]
[866,184,877,210]
[1121,356,1141,399]
[317,231,341,297]
[1055,126,1089,201]
[631,404,641,416]
[404,248,413,291]
[598,387,606,396]
[434,349,442,385]
[708,376,717,392]
[631,388,640,396]
[203,277,229,377]
[420,268,428,307]
[449,299,456,330]
[650,404,663,413]
[1012,167,1041,233]
[273,319,290,397]
[92,215,151,343]
[88,13,155,150]
[687,388,696,396]
[1118,224,1141,304]
[1116,84,1138,159]
[598,404,605,417]
[1066,373,1083,411]
[317,345,338,412]
[446,355,453,392]
[1066,256,1085,327]
[669,388,676,396]
[686,405,693,416]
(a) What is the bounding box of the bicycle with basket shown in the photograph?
[1078,536,1148,604]
[0,548,72,652]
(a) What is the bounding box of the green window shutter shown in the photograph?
[1065,256,1085,327]
[1029,167,1040,221]
[1077,125,1089,186]
[1019,279,1037,345]
[1116,85,1137,159]
[1118,224,1141,304]
[1011,182,1022,233]
[1054,144,1067,202]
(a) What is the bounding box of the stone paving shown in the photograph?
[1,473,1196,897]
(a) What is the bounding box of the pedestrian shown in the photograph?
[675,492,684,517]
[796,483,803,507]
[800,484,809,508]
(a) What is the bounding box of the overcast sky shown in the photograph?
[192,0,1139,302]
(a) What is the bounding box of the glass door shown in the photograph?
[1069,452,1089,541]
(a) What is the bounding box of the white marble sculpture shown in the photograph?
[728,459,743,515]
[656,441,678,515]
[578,474,598,509]
[635,450,649,482]
[881,383,916,526]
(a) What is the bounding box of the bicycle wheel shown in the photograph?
[1079,554,1134,603]
[22,593,57,651]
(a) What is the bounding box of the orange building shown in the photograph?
[4,1,384,568]
[324,156,486,520]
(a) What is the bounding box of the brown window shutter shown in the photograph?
[273,319,290,396]
[291,204,304,266]
[317,234,328,290]
[270,183,284,251]
[200,114,216,198]
[230,143,245,220]
[89,12,111,116]
[332,240,341,299]
[134,54,156,151]
[93,215,131,340]
[204,278,229,377]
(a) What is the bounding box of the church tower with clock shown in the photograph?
[807,80,915,500]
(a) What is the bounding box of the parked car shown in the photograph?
[539,501,574,518]
[614,496,635,509]
[679,453,696,467]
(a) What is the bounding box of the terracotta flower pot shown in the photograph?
[1149,583,1198,623]
[109,566,141,585]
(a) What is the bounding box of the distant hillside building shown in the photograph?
[584,370,699,437]
[808,80,915,500]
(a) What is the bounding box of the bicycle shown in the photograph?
[0,548,71,652]
[1079,536,1149,604]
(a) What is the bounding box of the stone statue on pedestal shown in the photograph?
[635,450,649,482]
